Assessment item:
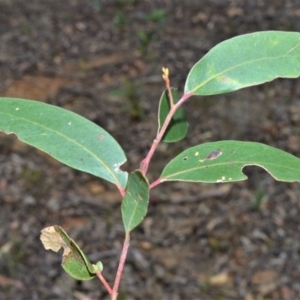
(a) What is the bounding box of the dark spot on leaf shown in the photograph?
[206,149,222,160]
[183,157,188,161]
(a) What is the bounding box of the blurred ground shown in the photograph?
[1,0,300,299]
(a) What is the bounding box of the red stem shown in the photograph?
[96,270,113,295]
[111,233,131,299]
[110,91,193,298]
[116,183,126,197]
[166,83,174,108]
[140,91,193,176]
[149,178,165,190]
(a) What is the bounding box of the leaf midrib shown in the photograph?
[162,159,300,180]
[0,110,122,186]
[189,48,300,93]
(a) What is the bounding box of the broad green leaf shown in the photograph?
[158,88,189,143]
[121,170,149,232]
[0,98,128,188]
[160,141,300,183]
[40,226,96,280]
[185,31,300,96]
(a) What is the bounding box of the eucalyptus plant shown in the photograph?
[1,31,300,299]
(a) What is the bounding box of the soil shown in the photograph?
[1,1,300,299]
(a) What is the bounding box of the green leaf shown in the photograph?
[0,98,128,188]
[121,170,149,232]
[95,261,104,272]
[40,226,96,280]
[185,31,300,96]
[158,88,189,143]
[160,141,300,183]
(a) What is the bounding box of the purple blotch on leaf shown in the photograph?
[206,149,222,160]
